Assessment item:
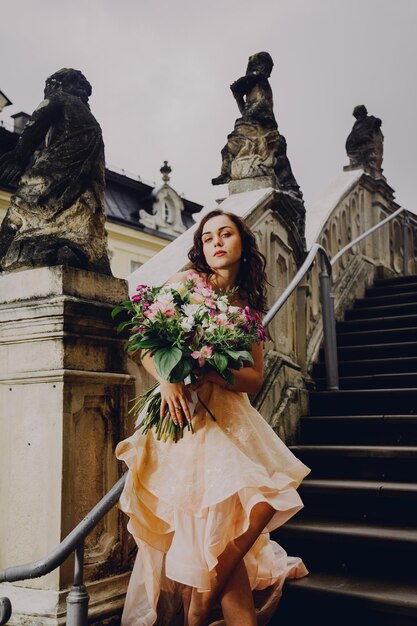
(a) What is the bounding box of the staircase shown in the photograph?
[273,275,417,626]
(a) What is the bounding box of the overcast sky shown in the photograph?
[1,0,416,212]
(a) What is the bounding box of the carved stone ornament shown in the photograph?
[212,52,302,201]
[345,104,384,174]
[0,68,112,274]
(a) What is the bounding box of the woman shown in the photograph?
[116,210,310,626]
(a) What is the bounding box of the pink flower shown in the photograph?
[191,345,213,367]
[258,325,267,341]
[144,294,175,319]
[199,287,214,297]
[215,313,234,328]
[189,291,205,304]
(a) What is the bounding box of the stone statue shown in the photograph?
[0,68,111,274]
[212,52,302,200]
[345,105,384,173]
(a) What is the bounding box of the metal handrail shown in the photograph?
[0,475,125,584]
[262,244,330,327]
[0,475,126,626]
[263,243,339,391]
[1,205,417,626]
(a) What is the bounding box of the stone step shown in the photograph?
[354,291,417,308]
[275,519,417,580]
[346,301,417,319]
[374,275,417,287]
[299,414,417,445]
[309,387,417,415]
[315,372,417,390]
[337,313,417,332]
[275,572,417,625]
[313,356,417,377]
[289,444,417,481]
[367,282,417,296]
[320,340,417,361]
[336,326,417,346]
[296,478,417,525]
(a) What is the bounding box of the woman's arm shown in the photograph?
[192,342,264,395]
[137,271,194,427]
[141,351,192,427]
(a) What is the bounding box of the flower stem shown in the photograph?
[196,394,216,421]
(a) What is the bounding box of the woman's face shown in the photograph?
[201,215,243,271]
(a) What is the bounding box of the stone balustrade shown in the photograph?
[305,169,417,369]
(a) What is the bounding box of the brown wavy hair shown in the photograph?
[188,210,268,313]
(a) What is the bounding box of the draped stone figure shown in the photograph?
[345,104,384,173]
[0,68,111,274]
[212,52,302,201]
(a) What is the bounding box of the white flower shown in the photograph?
[169,282,187,296]
[155,293,174,308]
[180,317,194,331]
[217,299,229,312]
[182,303,201,317]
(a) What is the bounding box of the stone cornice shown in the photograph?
[0,369,135,385]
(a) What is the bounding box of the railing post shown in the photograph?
[0,597,12,626]
[402,214,410,276]
[319,251,339,391]
[66,542,89,626]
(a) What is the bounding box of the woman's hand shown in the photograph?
[159,381,192,427]
[191,342,264,395]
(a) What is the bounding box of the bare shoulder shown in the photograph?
[164,270,193,285]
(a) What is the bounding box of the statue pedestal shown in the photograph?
[0,266,134,625]
[343,162,385,181]
[228,175,279,195]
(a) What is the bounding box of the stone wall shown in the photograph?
[0,267,133,624]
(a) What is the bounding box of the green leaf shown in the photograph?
[116,320,133,333]
[134,336,167,349]
[111,302,133,319]
[214,353,228,373]
[169,358,193,383]
[153,346,182,380]
[111,305,126,319]
[225,349,254,365]
[126,343,141,353]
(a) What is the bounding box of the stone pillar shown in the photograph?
[0,266,134,625]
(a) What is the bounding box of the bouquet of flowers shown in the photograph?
[113,271,267,442]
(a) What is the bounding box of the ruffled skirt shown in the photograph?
[116,383,310,625]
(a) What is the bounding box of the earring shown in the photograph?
[242,256,247,262]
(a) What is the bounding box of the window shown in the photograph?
[163,201,174,224]
[130,260,142,273]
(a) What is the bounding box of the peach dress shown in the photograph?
[116,373,310,626]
